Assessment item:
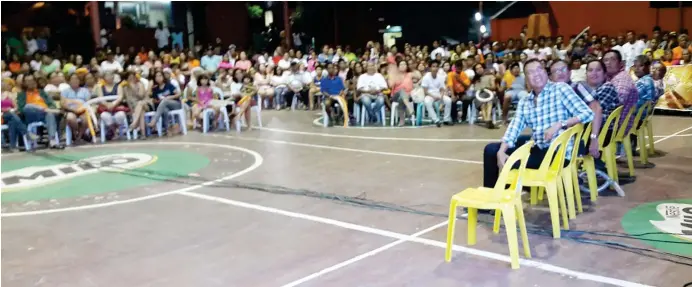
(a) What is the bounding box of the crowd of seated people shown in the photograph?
[1,25,686,152]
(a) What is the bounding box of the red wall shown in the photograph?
[491,2,691,42]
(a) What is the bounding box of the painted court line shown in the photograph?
[653,133,692,138]
[178,191,652,287]
[215,134,483,165]
[257,126,497,142]
[280,220,450,287]
[1,142,263,217]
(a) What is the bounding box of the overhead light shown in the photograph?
[479,25,487,33]
[386,25,391,29]
[474,12,482,21]
[32,2,45,9]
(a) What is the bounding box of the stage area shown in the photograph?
[2,111,692,287]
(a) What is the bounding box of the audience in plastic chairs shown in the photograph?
[483,59,594,189]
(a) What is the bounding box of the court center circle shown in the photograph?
[1,142,263,217]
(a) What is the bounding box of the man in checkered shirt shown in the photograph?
[483,59,594,188]
[603,50,639,135]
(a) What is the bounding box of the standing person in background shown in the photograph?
[154,21,170,53]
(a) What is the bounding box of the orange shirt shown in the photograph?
[672,47,683,61]
[188,59,200,68]
[26,90,47,109]
[138,52,149,62]
[447,71,471,93]
[662,61,673,67]
[9,62,21,73]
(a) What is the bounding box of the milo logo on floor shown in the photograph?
[1,154,156,191]
[622,199,692,256]
[0,149,211,202]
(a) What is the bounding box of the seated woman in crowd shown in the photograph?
[190,74,220,130]
[2,78,38,151]
[97,72,129,139]
[468,63,498,129]
[17,74,63,149]
[271,66,288,109]
[231,75,257,130]
[388,59,415,126]
[61,73,92,143]
[147,70,182,135]
[252,65,272,108]
[122,71,150,139]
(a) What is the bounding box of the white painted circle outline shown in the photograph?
[257,126,497,142]
[1,142,263,217]
[311,116,436,129]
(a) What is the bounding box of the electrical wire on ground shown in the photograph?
[16,152,692,267]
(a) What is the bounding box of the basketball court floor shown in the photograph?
[2,111,691,287]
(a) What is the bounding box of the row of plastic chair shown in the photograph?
[444,101,658,269]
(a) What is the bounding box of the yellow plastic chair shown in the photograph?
[614,104,644,178]
[445,141,534,269]
[635,102,653,164]
[576,106,623,204]
[513,125,581,238]
[560,124,585,218]
[643,103,655,157]
[609,106,636,182]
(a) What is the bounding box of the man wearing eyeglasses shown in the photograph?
[482,59,594,188]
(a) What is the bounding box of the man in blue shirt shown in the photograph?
[483,59,594,188]
[631,55,656,154]
[320,63,346,126]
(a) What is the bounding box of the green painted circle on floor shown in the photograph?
[621,198,692,256]
[1,149,210,202]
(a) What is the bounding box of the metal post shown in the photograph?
[283,1,291,49]
[478,1,483,43]
[88,1,101,48]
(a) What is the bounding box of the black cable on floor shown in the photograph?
[22,152,692,267]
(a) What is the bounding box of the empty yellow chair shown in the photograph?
[576,106,622,204]
[445,141,534,269]
[643,102,655,156]
[514,125,581,238]
[634,101,653,165]
[611,106,636,179]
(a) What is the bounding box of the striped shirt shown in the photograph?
[608,69,639,134]
[572,81,621,124]
[503,81,594,159]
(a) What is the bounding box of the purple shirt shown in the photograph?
[608,69,638,134]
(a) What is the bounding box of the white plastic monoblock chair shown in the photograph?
[235,94,263,132]
[26,121,60,150]
[197,87,231,133]
[1,124,31,150]
[85,96,131,143]
[359,103,386,127]
[390,102,418,127]
[65,105,100,145]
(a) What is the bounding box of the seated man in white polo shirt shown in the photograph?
[421,60,452,127]
[356,62,387,123]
